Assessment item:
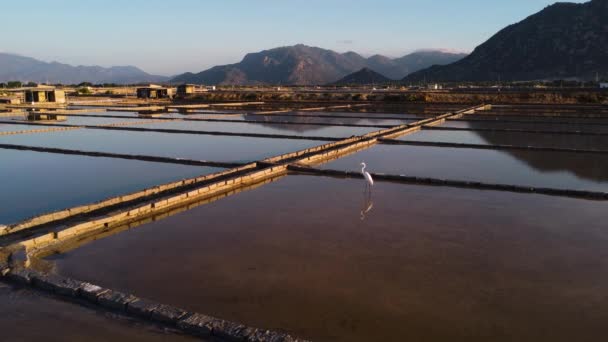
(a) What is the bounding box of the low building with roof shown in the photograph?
[8,86,66,104]
[136,84,174,99]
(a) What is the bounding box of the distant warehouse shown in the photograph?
[8,86,66,104]
[176,84,216,98]
[0,96,21,105]
[136,84,174,99]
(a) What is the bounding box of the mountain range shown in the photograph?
[331,68,393,85]
[170,45,466,85]
[0,53,167,84]
[3,0,605,85]
[405,0,608,82]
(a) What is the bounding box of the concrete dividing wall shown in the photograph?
[424,125,608,137]
[0,143,245,168]
[378,139,608,154]
[0,126,83,136]
[287,165,608,200]
[25,178,277,260]
[2,103,488,240]
[14,165,288,255]
[256,103,369,115]
[2,163,258,237]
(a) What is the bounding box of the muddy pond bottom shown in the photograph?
[48,175,608,342]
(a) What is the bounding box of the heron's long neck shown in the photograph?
[361,165,366,173]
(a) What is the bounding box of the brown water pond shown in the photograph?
[48,175,608,342]
[0,282,199,341]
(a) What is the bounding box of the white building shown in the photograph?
[600,83,608,89]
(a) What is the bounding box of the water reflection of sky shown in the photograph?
[322,144,608,191]
[48,176,608,342]
[0,129,327,163]
[0,149,221,225]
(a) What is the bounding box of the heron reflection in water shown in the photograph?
[360,162,374,220]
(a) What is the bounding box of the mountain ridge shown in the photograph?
[404,0,608,82]
[0,53,168,84]
[331,68,392,85]
[171,45,466,85]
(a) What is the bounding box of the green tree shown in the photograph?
[7,81,22,88]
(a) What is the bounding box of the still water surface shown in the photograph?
[50,176,608,342]
[321,144,608,191]
[0,129,327,163]
[399,129,608,150]
[440,120,608,133]
[0,283,198,341]
[0,149,221,224]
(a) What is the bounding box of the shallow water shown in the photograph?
[47,116,145,126]
[128,120,380,138]
[174,113,412,127]
[0,124,49,133]
[0,149,221,224]
[321,144,608,191]
[398,129,608,150]
[0,129,327,163]
[289,111,427,119]
[0,283,198,341]
[49,176,608,342]
[439,120,608,133]
[456,115,608,124]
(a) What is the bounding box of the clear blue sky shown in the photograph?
[3,0,587,76]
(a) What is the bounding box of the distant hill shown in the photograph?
[0,53,168,84]
[331,68,392,85]
[171,45,466,85]
[404,0,608,82]
[366,51,468,80]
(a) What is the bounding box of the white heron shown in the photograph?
[360,162,374,187]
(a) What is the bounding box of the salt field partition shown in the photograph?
[0,123,58,133]
[175,113,413,127]
[83,110,157,118]
[45,175,608,342]
[321,144,608,192]
[397,129,608,150]
[41,115,154,126]
[439,120,608,133]
[0,129,329,163]
[287,111,428,119]
[127,120,379,138]
[452,115,608,124]
[0,148,222,225]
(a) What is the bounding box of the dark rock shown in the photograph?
[79,282,109,303]
[6,268,35,285]
[31,273,81,297]
[150,304,189,324]
[127,298,160,319]
[98,290,138,311]
[245,329,301,342]
[210,319,248,341]
[177,313,214,337]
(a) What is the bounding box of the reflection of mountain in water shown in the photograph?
[470,121,608,182]
[242,113,394,133]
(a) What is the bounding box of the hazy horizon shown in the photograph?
[3,0,588,76]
